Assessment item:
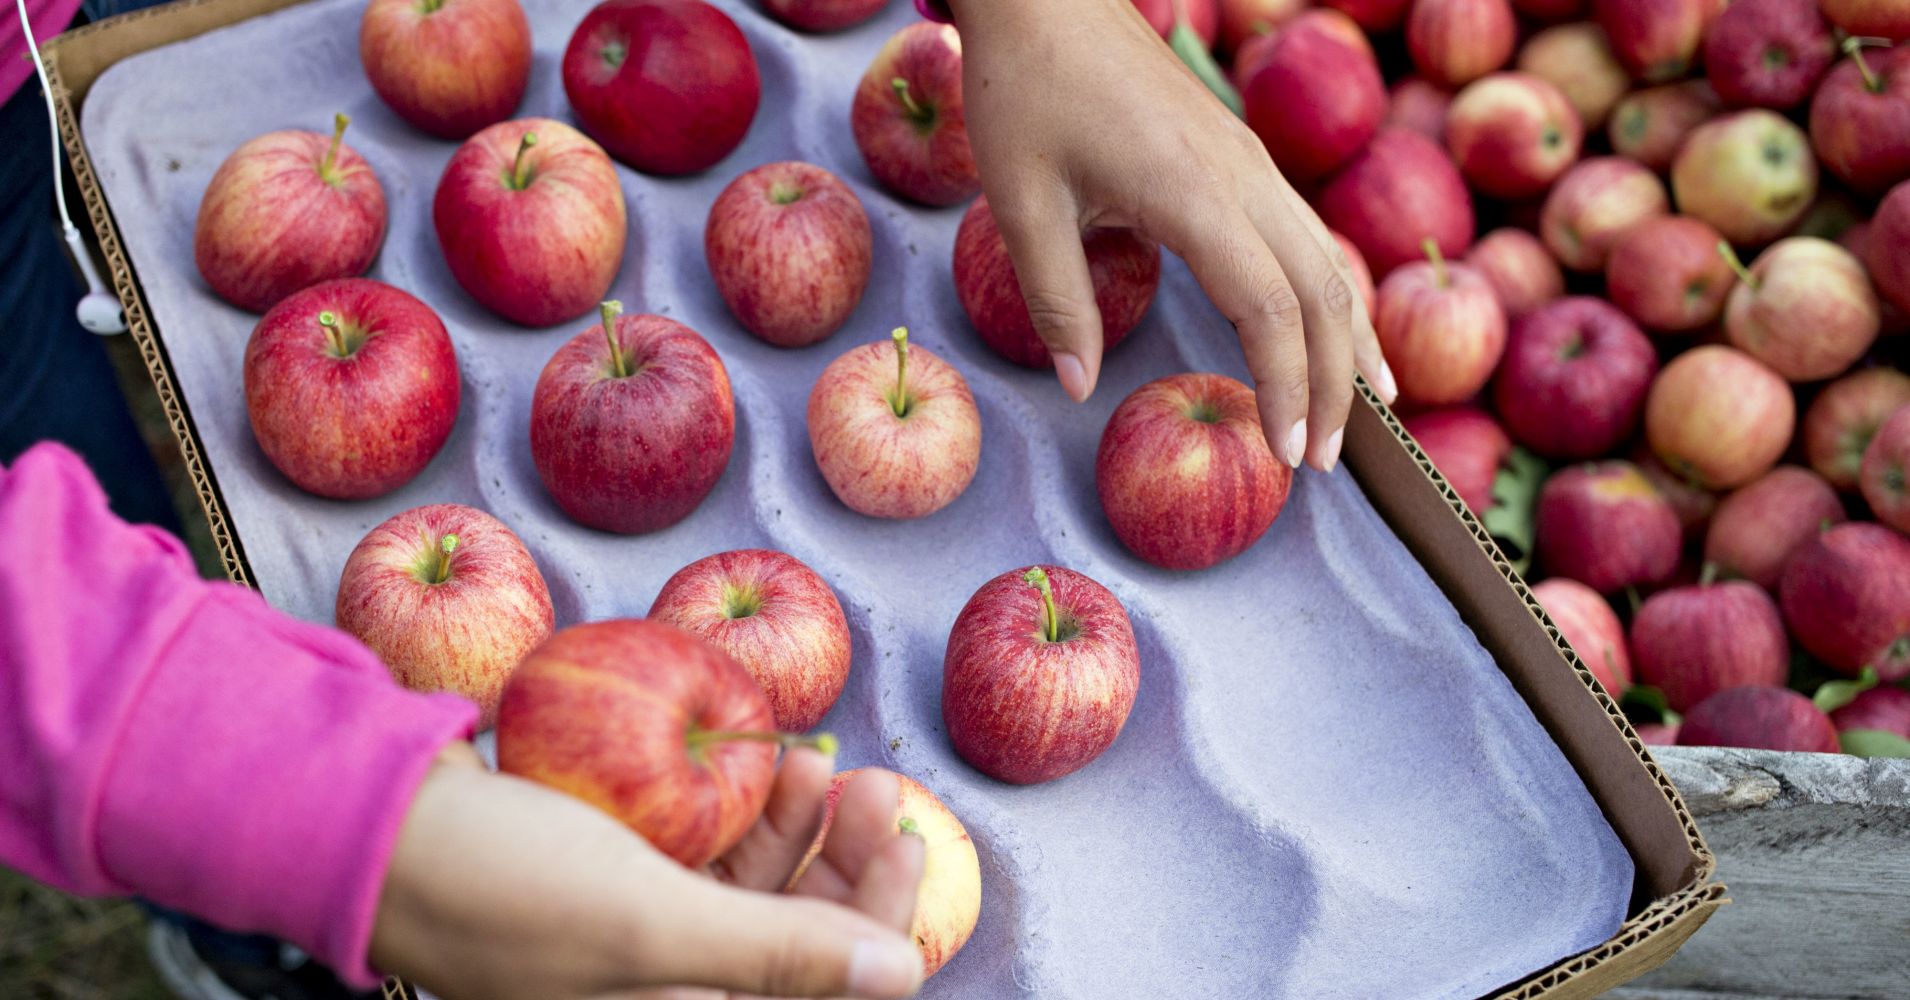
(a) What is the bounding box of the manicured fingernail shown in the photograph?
[849,938,923,999]
[1376,360,1399,404]
[1284,419,1307,469]
[1053,352,1090,403]
[1321,427,1344,472]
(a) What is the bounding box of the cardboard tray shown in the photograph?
[40,1,1725,995]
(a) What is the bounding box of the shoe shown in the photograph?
[146,919,393,1000]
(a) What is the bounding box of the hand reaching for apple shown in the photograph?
[949,0,1394,471]
[369,743,927,1000]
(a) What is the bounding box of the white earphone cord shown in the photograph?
[17,0,75,238]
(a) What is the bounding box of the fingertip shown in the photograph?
[1053,351,1093,403]
[848,935,924,999]
[1313,425,1345,473]
[1375,358,1399,405]
[1283,419,1307,469]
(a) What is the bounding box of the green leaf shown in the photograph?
[1620,685,1680,727]
[1168,22,1243,117]
[1840,728,1910,758]
[1813,666,1880,714]
[1482,448,1547,576]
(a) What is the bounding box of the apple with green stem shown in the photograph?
[1531,577,1633,697]
[851,23,978,206]
[1466,228,1563,320]
[1535,460,1682,593]
[1810,37,1910,196]
[1700,0,1836,111]
[1603,216,1735,333]
[1671,110,1818,247]
[195,114,386,314]
[943,565,1141,784]
[1861,405,1910,533]
[1631,565,1790,711]
[1374,238,1507,406]
[1492,296,1658,460]
[1677,686,1840,752]
[358,0,530,139]
[1780,522,1910,680]
[1401,406,1511,516]
[807,327,982,519]
[1608,81,1720,171]
[1443,71,1584,200]
[1540,156,1669,273]
[1719,237,1880,382]
[704,160,872,348]
[1645,345,1795,490]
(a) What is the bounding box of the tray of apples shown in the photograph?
[69,0,1673,994]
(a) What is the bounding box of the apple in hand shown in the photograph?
[1720,237,1880,382]
[648,548,850,732]
[1604,216,1734,333]
[953,195,1161,368]
[1704,466,1847,590]
[1701,0,1836,110]
[195,115,385,313]
[761,0,886,32]
[1593,0,1720,82]
[336,503,553,727]
[1780,522,1910,680]
[1386,77,1453,143]
[1805,369,1910,491]
[705,161,871,348]
[1540,157,1669,273]
[1096,372,1291,569]
[1831,686,1910,738]
[1466,229,1563,319]
[1243,15,1386,182]
[853,23,978,206]
[1493,297,1657,459]
[531,302,734,533]
[1515,22,1630,130]
[434,118,626,327]
[1402,407,1511,516]
[1869,182,1910,315]
[944,566,1141,783]
[563,0,759,174]
[1531,577,1632,697]
[1406,0,1515,89]
[1632,570,1790,711]
[243,279,458,499]
[1671,110,1818,247]
[1809,40,1910,196]
[497,619,818,867]
[1608,81,1720,171]
[1819,0,1910,41]
[1536,461,1682,592]
[1862,405,1910,532]
[1318,129,1476,277]
[808,328,981,518]
[1444,72,1584,199]
[359,0,530,139]
[1677,685,1840,752]
[1646,346,1795,490]
[1375,240,1507,406]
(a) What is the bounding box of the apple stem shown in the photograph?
[600,300,629,378]
[432,534,459,584]
[511,131,538,190]
[889,327,910,418]
[891,77,928,122]
[419,0,444,10]
[320,113,350,180]
[1845,36,1889,93]
[1699,561,1719,587]
[1422,237,1447,289]
[316,310,346,356]
[898,816,921,836]
[684,729,839,756]
[1024,566,1060,643]
[1717,240,1758,291]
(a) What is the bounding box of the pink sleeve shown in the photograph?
[0,442,477,988]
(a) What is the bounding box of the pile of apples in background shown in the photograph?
[1207,0,1910,758]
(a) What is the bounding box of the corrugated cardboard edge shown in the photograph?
[42,1,1723,993]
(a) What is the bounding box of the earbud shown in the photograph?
[64,227,125,335]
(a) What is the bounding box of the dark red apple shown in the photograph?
[1868,181,1910,314]
[1540,156,1670,273]
[1387,77,1453,143]
[1831,685,1910,737]
[1319,0,1411,31]
[1804,368,1910,490]
[1593,0,1722,82]
[1243,14,1387,181]
[1702,0,1836,110]
[852,22,978,206]
[243,279,458,500]
[1493,297,1658,459]
[1862,404,1910,532]
[530,302,734,533]
[1536,460,1683,592]
[1780,522,1910,680]
[1319,129,1477,277]
[1704,465,1848,589]
[359,0,531,139]
[1677,685,1841,751]
[1402,406,1512,516]
[761,0,885,32]
[1375,240,1508,406]
[1608,80,1720,171]
[1466,228,1564,319]
[1810,40,1910,196]
[1632,572,1790,711]
[1515,22,1630,130]
[1604,215,1735,333]
[1444,72,1584,199]
[1645,345,1796,490]
[1721,237,1880,382]
[1514,0,1586,18]
[1407,0,1516,89]
[1532,576,1633,696]
[705,160,871,348]
[943,565,1140,783]
[952,195,1161,368]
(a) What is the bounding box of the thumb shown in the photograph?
[987,189,1105,402]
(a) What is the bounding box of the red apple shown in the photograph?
[1809,41,1910,196]
[1333,229,1378,319]
[1319,0,1411,31]
[1532,577,1633,696]
[1862,404,1910,531]
[1132,0,1220,45]
[1387,77,1453,143]
[1536,461,1683,592]
[1407,0,1516,89]
[1493,297,1657,459]
[1705,466,1848,589]
[433,118,627,327]
[1632,573,1790,711]
[1319,129,1477,277]
[242,279,458,499]
[808,328,981,518]
[1677,685,1840,751]
[1466,228,1564,319]
[705,161,871,348]
[1830,685,1910,737]
[1445,72,1584,199]
[953,195,1161,368]
[1515,22,1630,130]
[1819,0,1910,40]
[1869,181,1910,314]
[359,0,529,139]
[1804,368,1910,490]
[852,23,978,206]
[1702,0,1837,110]
[530,303,734,533]
[1780,521,1910,678]
[496,619,785,867]
[1593,0,1721,82]
[1515,0,1586,18]
[1096,372,1291,569]
[1604,215,1735,333]
[1608,81,1720,171]
[760,0,885,31]
[562,0,759,175]
[1671,110,1819,247]
[1646,345,1796,489]
[1540,156,1670,272]
[194,116,386,314]
[1636,447,1721,544]
[1244,15,1387,181]
[1721,237,1880,381]
[1218,0,1306,53]
[1402,406,1512,515]
[648,548,850,732]
[943,565,1140,783]
[335,503,553,728]
[1375,241,1508,406]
